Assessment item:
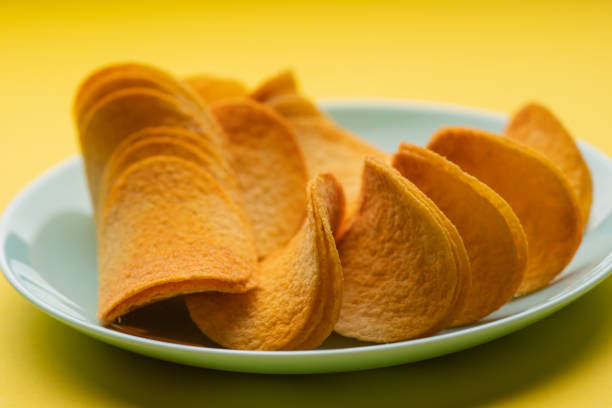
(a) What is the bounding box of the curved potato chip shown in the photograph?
[79,87,222,206]
[294,174,345,349]
[393,144,528,325]
[285,115,389,218]
[505,102,592,227]
[266,93,321,117]
[429,206,471,333]
[428,127,582,294]
[98,130,239,220]
[251,70,298,101]
[106,125,217,161]
[185,74,247,103]
[75,63,172,106]
[98,156,257,324]
[335,157,469,342]
[74,63,204,125]
[252,72,388,219]
[212,98,308,258]
[185,174,345,350]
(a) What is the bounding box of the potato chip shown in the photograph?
[266,93,321,117]
[98,156,257,324]
[74,63,204,126]
[185,74,247,103]
[287,116,389,218]
[505,102,593,227]
[97,128,238,220]
[335,157,470,342]
[105,125,217,162]
[393,144,528,325]
[185,174,345,350]
[253,72,388,219]
[294,173,345,349]
[428,127,582,294]
[250,70,298,102]
[429,207,471,333]
[404,181,471,335]
[79,87,223,206]
[212,98,308,258]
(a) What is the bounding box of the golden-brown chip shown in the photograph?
[185,74,247,103]
[253,73,388,218]
[99,137,205,215]
[429,208,471,333]
[393,143,528,325]
[97,130,238,221]
[288,115,389,218]
[251,70,298,102]
[399,178,472,335]
[105,125,217,163]
[294,174,345,349]
[212,98,308,259]
[428,127,582,294]
[74,63,204,125]
[185,173,345,350]
[505,102,592,227]
[98,156,257,324]
[79,87,223,206]
[335,157,469,342]
[266,93,321,117]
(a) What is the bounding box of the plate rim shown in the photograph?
[1,99,611,373]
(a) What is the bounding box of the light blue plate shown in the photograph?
[2,100,612,374]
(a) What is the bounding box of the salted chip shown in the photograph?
[409,185,471,335]
[212,98,308,259]
[79,87,223,206]
[74,63,205,126]
[505,103,593,227]
[285,115,389,219]
[428,127,582,294]
[393,144,528,325]
[295,175,345,349]
[429,205,471,333]
[98,156,257,324]
[185,173,345,350]
[252,72,388,219]
[266,94,321,117]
[97,129,238,220]
[105,125,218,161]
[335,157,470,342]
[185,74,247,103]
[251,70,298,102]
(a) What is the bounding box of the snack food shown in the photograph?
[428,127,582,294]
[335,157,470,342]
[185,74,248,103]
[185,173,344,350]
[74,63,204,126]
[79,87,220,207]
[505,102,593,227]
[250,70,298,101]
[211,98,308,258]
[97,126,238,219]
[98,156,256,324]
[252,71,389,220]
[73,62,589,350]
[393,144,528,325]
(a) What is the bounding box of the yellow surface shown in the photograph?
[1,0,612,406]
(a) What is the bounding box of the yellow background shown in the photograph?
[1,1,612,406]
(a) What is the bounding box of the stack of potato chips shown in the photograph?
[74,63,590,349]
